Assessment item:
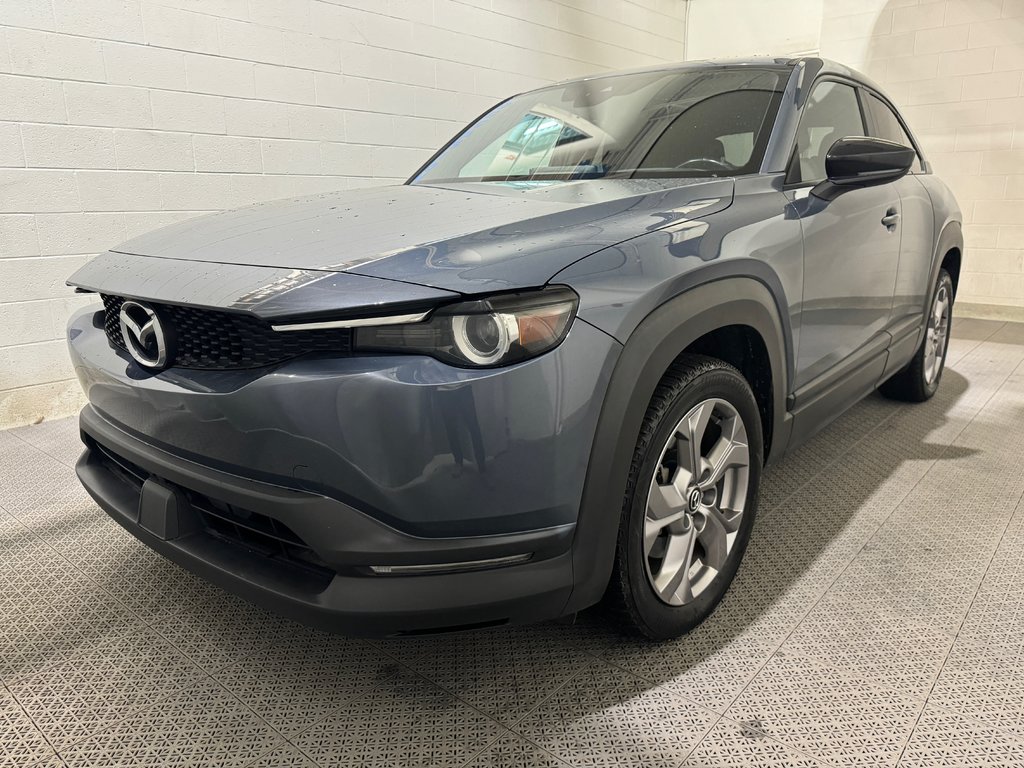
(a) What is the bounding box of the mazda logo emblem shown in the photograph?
[688,487,702,512]
[119,300,172,370]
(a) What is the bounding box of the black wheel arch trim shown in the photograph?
[931,220,963,301]
[564,276,790,614]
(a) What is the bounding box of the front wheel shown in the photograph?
[607,355,762,641]
[881,268,953,403]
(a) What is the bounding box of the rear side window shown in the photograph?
[788,81,866,185]
[864,93,922,172]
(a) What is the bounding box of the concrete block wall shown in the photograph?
[0,0,687,428]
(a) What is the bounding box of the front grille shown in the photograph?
[188,494,334,585]
[101,294,352,370]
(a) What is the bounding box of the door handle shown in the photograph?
[881,208,900,230]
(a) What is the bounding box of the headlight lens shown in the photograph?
[354,286,578,367]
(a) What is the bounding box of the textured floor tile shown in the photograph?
[389,624,595,726]
[10,417,82,469]
[0,529,142,686]
[927,638,1024,740]
[463,732,571,767]
[515,660,717,768]
[579,614,781,715]
[8,625,206,750]
[726,653,923,767]
[760,393,900,513]
[292,666,503,767]
[777,600,955,701]
[0,684,57,768]
[58,676,285,767]
[61,524,238,623]
[245,744,319,767]
[682,717,825,767]
[214,630,392,736]
[14,484,105,543]
[899,702,1024,767]
[959,499,1024,655]
[0,444,83,519]
[0,584,142,687]
[154,594,304,673]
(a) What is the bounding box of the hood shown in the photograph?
[101,179,734,295]
[68,179,735,321]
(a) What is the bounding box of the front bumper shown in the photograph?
[68,305,621,635]
[78,405,577,636]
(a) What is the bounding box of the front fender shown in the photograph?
[563,277,790,614]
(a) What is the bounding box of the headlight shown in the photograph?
[354,286,578,368]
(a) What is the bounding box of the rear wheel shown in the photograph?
[881,269,953,403]
[607,355,762,640]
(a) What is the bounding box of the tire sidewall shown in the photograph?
[622,366,763,640]
[923,271,954,396]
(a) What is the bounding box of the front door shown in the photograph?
[788,80,901,390]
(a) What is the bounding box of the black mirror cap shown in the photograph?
[823,136,915,189]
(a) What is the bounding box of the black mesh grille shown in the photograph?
[188,494,334,585]
[101,294,352,370]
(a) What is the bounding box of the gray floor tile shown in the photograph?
[10,417,82,469]
[958,492,1024,655]
[153,593,304,673]
[0,683,57,768]
[58,675,285,767]
[291,666,504,768]
[898,701,1024,768]
[7,622,206,751]
[513,660,717,768]
[926,637,1024,741]
[682,717,825,767]
[387,624,596,726]
[776,604,954,701]
[245,744,319,768]
[213,630,392,736]
[462,732,571,768]
[576,609,783,714]
[726,653,923,767]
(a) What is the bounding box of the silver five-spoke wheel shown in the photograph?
[924,282,950,386]
[643,398,750,606]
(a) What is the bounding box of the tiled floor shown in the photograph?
[2,317,1024,767]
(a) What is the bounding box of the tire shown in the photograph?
[606,355,763,641]
[880,269,954,403]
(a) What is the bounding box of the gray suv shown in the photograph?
[67,57,961,640]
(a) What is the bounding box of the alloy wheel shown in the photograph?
[924,283,950,386]
[643,398,750,606]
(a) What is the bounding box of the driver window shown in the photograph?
[789,81,866,185]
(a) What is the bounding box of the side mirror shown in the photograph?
[812,136,915,200]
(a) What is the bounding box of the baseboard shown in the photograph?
[955,302,1024,323]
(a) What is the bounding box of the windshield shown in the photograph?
[412,66,789,185]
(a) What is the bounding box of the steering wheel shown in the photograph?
[675,157,734,172]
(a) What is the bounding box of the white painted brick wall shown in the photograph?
[0,0,687,428]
